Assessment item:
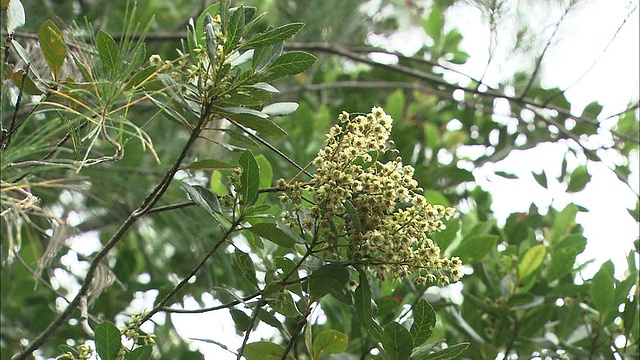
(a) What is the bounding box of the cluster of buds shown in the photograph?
[302,107,462,285]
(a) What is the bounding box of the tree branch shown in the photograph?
[12,104,211,360]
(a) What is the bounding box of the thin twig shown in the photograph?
[160,291,261,314]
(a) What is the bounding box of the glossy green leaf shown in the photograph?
[244,341,295,360]
[567,165,590,192]
[242,22,304,49]
[95,321,122,360]
[382,322,413,360]
[239,149,260,207]
[183,159,237,170]
[235,249,258,287]
[38,20,66,81]
[96,30,119,72]
[262,102,299,117]
[262,51,316,80]
[354,269,383,340]
[518,244,546,279]
[124,345,152,360]
[309,263,351,304]
[410,299,436,346]
[248,223,295,248]
[313,329,349,357]
[180,183,222,215]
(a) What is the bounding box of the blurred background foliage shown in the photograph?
[2,0,639,359]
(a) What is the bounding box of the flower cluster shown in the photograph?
[306,107,462,285]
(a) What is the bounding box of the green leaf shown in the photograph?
[309,263,351,304]
[419,343,470,360]
[589,260,615,315]
[124,345,152,360]
[180,183,222,215]
[519,305,552,337]
[551,204,578,244]
[38,20,66,81]
[95,321,122,360]
[253,43,284,72]
[239,149,260,207]
[242,23,305,49]
[453,234,499,263]
[262,51,316,81]
[196,3,221,44]
[582,101,603,119]
[532,170,548,189]
[495,171,518,179]
[235,249,258,287]
[423,4,444,43]
[431,217,459,253]
[384,89,405,122]
[183,159,237,170]
[247,82,279,93]
[273,290,299,317]
[244,341,295,360]
[344,200,362,234]
[248,223,295,248]
[225,5,245,52]
[96,30,119,72]
[382,322,414,360]
[230,308,252,332]
[567,165,590,192]
[274,257,301,296]
[518,244,547,279]
[10,69,43,95]
[354,269,384,340]
[262,102,299,117]
[5,0,25,33]
[313,329,349,357]
[257,309,284,330]
[410,299,436,346]
[255,155,272,203]
[124,66,156,91]
[221,106,287,136]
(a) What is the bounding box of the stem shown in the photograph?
[139,216,243,324]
